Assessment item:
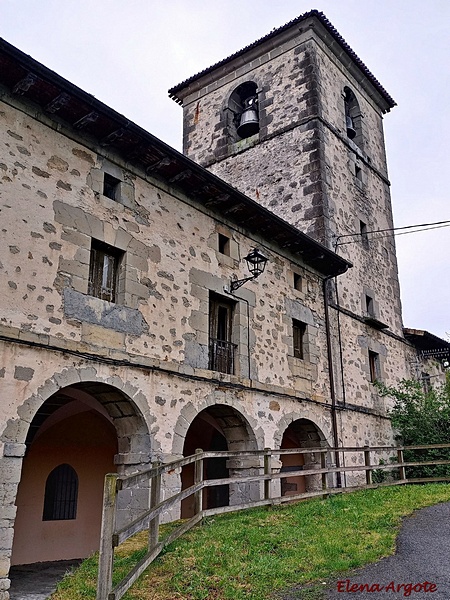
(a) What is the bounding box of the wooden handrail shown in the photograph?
[97,442,450,600]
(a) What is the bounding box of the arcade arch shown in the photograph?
[180,404,259,518]
[10,381,151,565]
[279,418,328,497]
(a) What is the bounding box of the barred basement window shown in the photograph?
[43,464,78,521]
[88,239,123,302]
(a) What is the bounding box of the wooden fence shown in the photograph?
[96,443,450,600]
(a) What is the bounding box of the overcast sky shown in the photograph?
[2,0,449,339]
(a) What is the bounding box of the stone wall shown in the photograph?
[0,22,407,597]
[0,98,331,393]
[0,89,393,596]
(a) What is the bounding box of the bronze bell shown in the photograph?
[346,115,356,139]
[237,96,259,138]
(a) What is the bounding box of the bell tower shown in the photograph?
[169,10,409,407]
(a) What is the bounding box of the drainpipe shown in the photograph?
[323,275,342,487]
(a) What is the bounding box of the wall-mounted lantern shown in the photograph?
[229,248,268,292]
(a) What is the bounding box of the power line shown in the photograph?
[334,219,450,248]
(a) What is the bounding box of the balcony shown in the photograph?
[209,338,236,374]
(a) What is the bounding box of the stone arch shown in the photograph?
[175,398,261,518]
[276,415,331,497]
[343,85,363,148]
[172,393,263,457]
[226,80,260,142]
[273,410,333,450]
[4,368,152,578]
[2,367,154,465]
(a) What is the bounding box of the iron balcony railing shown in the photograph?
[209,338,237,374]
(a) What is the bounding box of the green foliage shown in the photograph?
[377,374,450,479]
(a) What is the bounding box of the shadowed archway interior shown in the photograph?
[181,404,258,518]
[11,382,150,565]
[280,418,326,497]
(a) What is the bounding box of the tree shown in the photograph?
[377,373,450,479]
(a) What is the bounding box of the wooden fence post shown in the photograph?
[97,473,119,600]
[397,447,406,482]
[148,460,162,551]
[321,450,328,492]
[364,447,372,485]
[194,448,204,515]
[264,448,271,500]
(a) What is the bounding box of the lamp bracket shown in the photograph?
[230,274,255,292]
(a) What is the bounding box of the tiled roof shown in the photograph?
[168,9,396,109]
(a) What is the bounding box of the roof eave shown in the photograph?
[0,36,351,280]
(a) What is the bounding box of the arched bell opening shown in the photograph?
[343,86,363,148]
[181,404,258,518]
[227,81,259,143]
[279,418,327,497]
[11,382,151,566]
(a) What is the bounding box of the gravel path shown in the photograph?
[282,502,450,599]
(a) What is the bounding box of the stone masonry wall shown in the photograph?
[181,35,329,243]
[0,98,330,395]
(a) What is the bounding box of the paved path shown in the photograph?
[283,502,450,599]
[9,560,81,600]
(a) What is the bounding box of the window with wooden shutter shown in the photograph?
[293,319,307,360]
[209,294,236,374]
[88,239,123,302]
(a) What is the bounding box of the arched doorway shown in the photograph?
[181,404,258,518]
[280,419,327,497]
[11,382,151,565]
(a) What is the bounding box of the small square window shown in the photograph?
[368,350,380,383]
[293,319,307,360]
[218,233,231,256]
[103,173,120,201]
[293,273,302,292]
[355,164,363,182]
[88,240,123,302]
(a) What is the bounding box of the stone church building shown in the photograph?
[0,10,448,598]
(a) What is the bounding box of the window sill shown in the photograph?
[363,315,389,330]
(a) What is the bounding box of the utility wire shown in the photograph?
[334,219,450,248]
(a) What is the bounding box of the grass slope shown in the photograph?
[52,484,450,600]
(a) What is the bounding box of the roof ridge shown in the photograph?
[168,10,396,109]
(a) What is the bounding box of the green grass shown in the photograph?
[52,484,450,600]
